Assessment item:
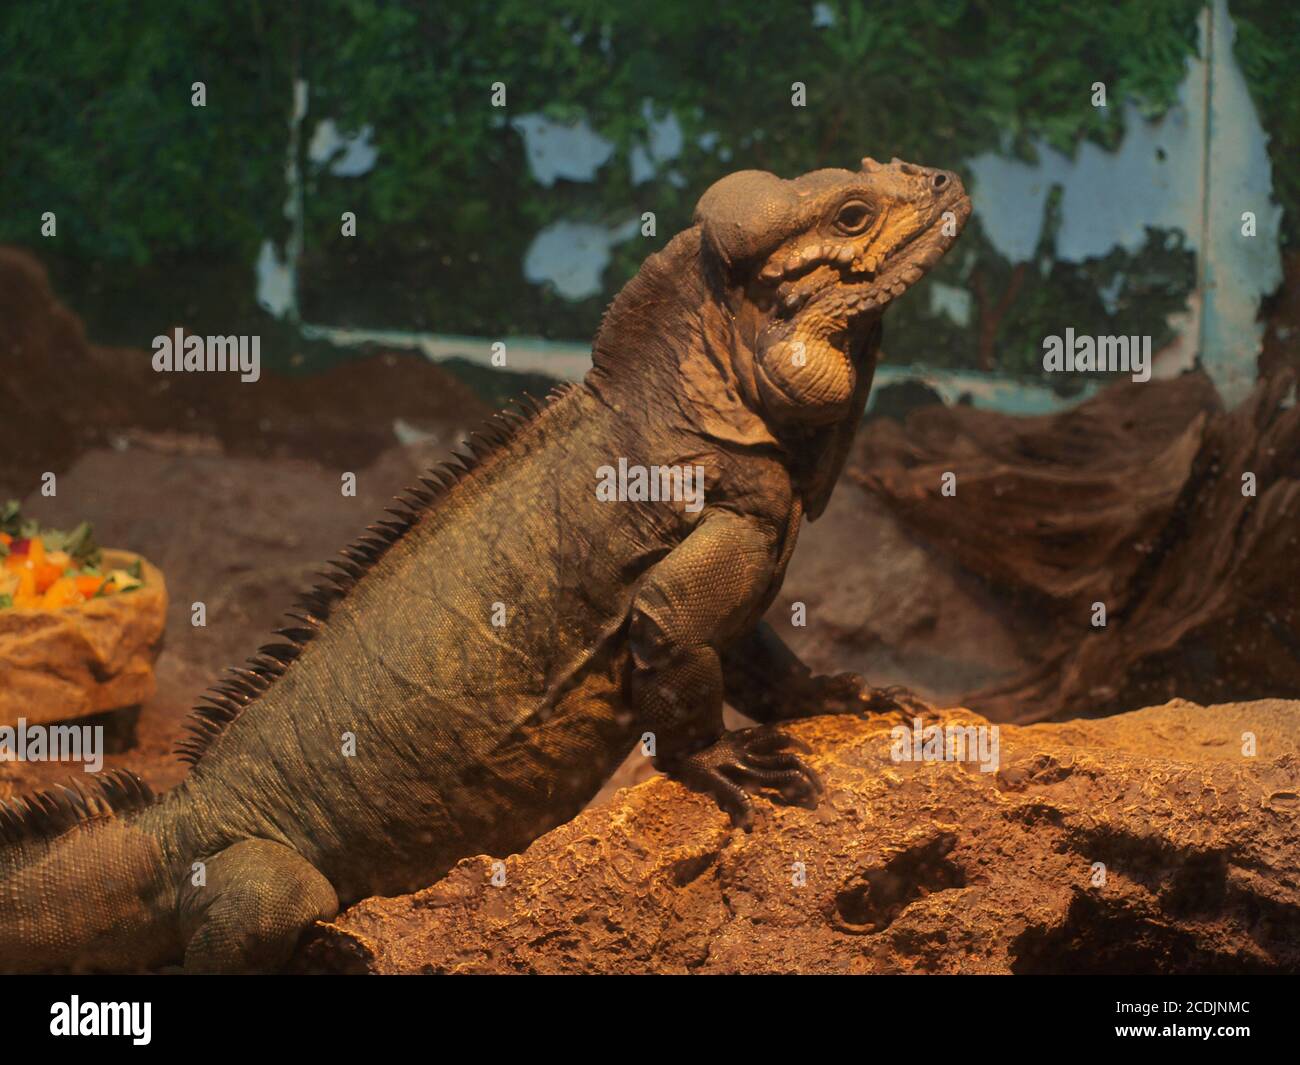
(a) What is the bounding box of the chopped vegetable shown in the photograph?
[41,576,82,609]
[34,561,63,593]
[0,501,138,611]
[74,574,113,598]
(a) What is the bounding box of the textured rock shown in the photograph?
[298,698,1300,974]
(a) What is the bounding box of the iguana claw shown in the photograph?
[666,726,824,831]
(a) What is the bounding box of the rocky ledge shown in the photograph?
[296,698,1300,974]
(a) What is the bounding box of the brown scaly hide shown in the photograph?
[851,371,1300,722]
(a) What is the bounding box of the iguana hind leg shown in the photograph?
[178,838,338,973]
[627,510,822,828]
[721,620,927,722]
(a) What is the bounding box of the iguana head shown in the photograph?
[695,156,970,426]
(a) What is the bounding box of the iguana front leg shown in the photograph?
[628,510,822,829]
[721,620,924,722]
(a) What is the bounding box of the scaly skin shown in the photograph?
[0,157,969,972]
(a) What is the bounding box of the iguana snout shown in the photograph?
[696,157,970,426]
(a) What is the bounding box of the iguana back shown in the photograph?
[175,381,681,903]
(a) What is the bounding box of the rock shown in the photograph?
[297,698,1300,974]
[0,550,167,727]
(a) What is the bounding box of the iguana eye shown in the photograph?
[834,200,872,235]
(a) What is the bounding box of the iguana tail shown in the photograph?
[0,770,179,972]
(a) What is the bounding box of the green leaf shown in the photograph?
[0,500,22,537]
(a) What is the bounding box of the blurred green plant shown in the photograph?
[3,0,1287,389]
[1230,0,1300,249]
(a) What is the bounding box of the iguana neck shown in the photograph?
[588,228,711,388]
[585,227,778,454]
[584,224,876,520]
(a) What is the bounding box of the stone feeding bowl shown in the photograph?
[0,549,167,728]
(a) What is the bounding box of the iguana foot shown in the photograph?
[663,726,823,831]
[797,673,929,717]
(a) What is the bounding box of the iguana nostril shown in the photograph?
[932,173,948,189]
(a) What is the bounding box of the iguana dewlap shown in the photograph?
[0,157,969,972]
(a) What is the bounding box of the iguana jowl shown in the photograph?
[0,157,969,972]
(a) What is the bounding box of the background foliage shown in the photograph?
[1,0,1292,386]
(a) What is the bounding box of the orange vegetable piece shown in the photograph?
[34,561,64,593]
[0,532,10,545]
[74,575,109,598]
[40,576,83,610]
[15,567,36,601]
[27,538,45,566]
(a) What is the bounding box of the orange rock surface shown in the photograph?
[299,699,1300,974]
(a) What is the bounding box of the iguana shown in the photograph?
[0,156,969,972]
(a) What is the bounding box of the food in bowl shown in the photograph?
[0,500,144,611]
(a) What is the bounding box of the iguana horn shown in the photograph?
[694,170,798,269]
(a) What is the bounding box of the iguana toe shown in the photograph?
[800,673,930,716]
[861,682,930,715]
[665,726,824,831]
